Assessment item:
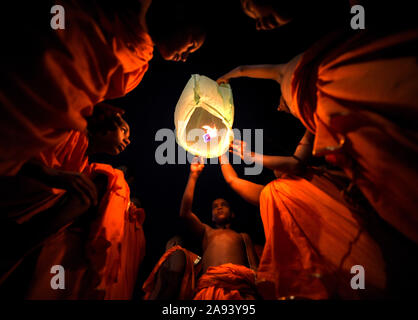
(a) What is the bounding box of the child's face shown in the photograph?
[212,198,233,225]
[94,115,131,156]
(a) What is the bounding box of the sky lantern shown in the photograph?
[175,74,234,158]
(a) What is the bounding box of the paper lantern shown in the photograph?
[174,74,234,158]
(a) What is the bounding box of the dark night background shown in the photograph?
[91,0,355,297]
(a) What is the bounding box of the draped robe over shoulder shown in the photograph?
[0,0,153,176]
[288,28,418,244]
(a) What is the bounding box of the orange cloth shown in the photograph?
[257,169,387,300]
[105,202,146,300]
[0,130,146,299]
[0,0,153,176]
[83,163,146,300]
[290,28,418,244]
[193,263,257,300]
[0,130,89,224]
[143,245,202,300]
[26,163,146,300]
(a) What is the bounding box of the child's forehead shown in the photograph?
[212,198,229,206]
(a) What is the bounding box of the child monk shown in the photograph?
[179,157,259,300]
[216,22,418,244]
[219,140,418,299]
[0,103,145,299]
[0,0,207,176]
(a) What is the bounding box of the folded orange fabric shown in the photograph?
[194,263,257,300]
[0,130,88,224]
[143,245,201,300]
[26,164,146,300]
[257,169,387,300]
[0,0,153,176]
[291,28,418,243]
[2,130,147,299]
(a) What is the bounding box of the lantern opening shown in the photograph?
[175,75,234,158]
[184,107,230,157]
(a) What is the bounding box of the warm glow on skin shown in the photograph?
[212,198,233,226]
[162,34,205,62]
[243,2,292,30]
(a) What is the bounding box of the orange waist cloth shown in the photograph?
[26,163,146,299]
[257,168,388,300]
[291,28,418,243]
[193,263,257,300]
[0,0,153,175]
[143,245,201,300]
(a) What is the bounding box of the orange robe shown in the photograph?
[193,264,257,300]
[0,130,145,299]
[26,165,146,300]
[142,245,202,300]
[290,28,418,243]
[0,0,153,176]
[0,130,89,224]
[256,169,388,300]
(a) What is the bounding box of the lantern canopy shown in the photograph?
[174,74,234,158]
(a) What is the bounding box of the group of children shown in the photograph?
[142,0,418,300]
[0,0,417,299]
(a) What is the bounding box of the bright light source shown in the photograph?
[175,75,234,158]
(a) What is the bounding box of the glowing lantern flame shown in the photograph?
[174,75,234,158]
[202,125,217,143]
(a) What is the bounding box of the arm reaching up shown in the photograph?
[219,154,264,206]
[217,64,285,84]
[179,157,207,242]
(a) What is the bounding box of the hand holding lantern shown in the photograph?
[190,156,205,178]
[230,139,253,162]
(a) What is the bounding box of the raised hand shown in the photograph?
[190,156,205,177]
[216,66,242,85]
[229,139,252,162]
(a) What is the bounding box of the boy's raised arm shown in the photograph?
[179,157,207,241]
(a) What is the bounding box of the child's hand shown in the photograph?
[216,66,242,84]
[216,76,230,85]
[190,156,205,177]
[230,139,252,162]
